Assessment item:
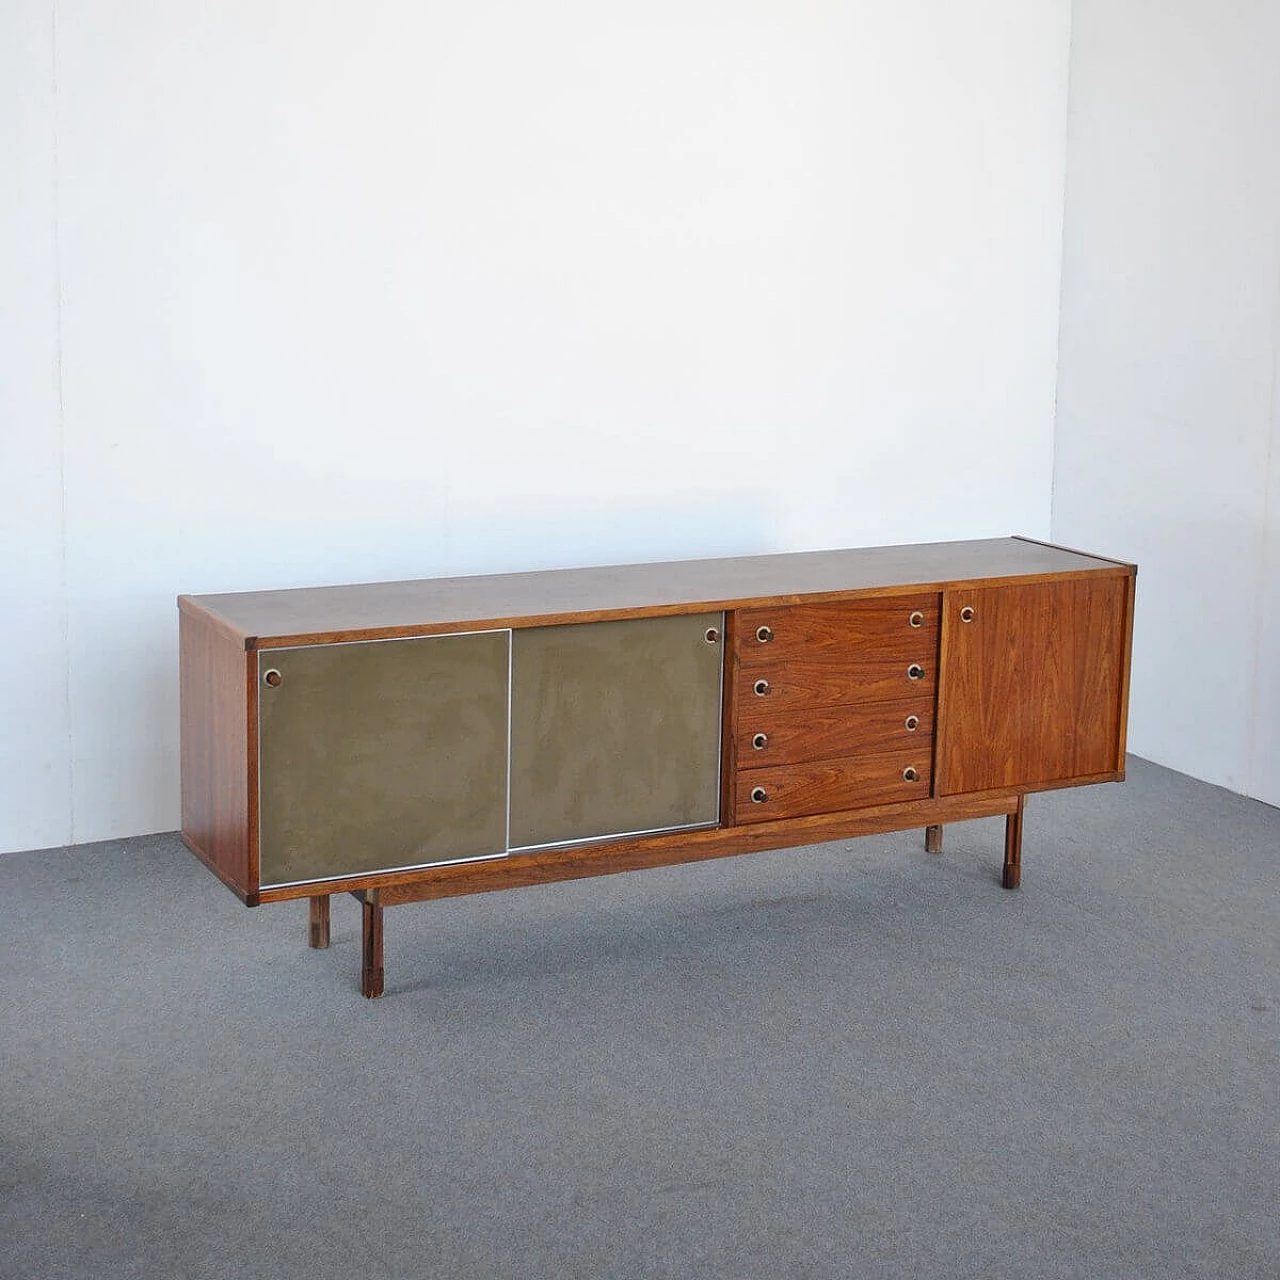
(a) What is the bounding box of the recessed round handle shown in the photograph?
[755,625,774,644]
[905,715,920,732]
[959,605,976,623]
[908,610,925,628]
[704,627,720,644]
[753,679,770,697]
[752,732,768,750]
[750,786,768,804]
[907,663,925,681]
[902,767,919,783]
[263,669,283,688]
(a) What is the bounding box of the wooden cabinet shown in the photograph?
[179,536,1135,996]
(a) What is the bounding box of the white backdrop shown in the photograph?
[3,1,1072,853]
[1054,0,1280,806]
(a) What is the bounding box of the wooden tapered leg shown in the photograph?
[1003,796,1025,890]
[361,897,384,998]
[924,824,943,854]
[308,895,331,949]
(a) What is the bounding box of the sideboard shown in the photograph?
[179,537,1135,997]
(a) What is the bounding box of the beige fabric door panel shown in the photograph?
[258,631,509,887]
[509,614,723,849]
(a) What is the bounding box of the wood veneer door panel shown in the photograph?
[509,614,723,848]
[934,575,1129,795]
[257,631,510,887]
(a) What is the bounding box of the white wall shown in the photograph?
[3,1,1073,853]
[1053,0,1280,805]
[1,1,70,849]
[1258,393,1280,805]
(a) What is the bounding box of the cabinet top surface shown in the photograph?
[180,537,1133,647]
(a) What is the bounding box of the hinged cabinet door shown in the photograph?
[934,575,1131,795]
[257,631,510,888]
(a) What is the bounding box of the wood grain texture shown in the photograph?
[1003,795,1025,889]
[371,790,1023,906]
[178,539,1129,648]
[735,594,939,669]
[179,608,253,902]
[1114,570,1138,769]
[245,650,260,896]
[719,610,741,828]
[925,824,943,854]
[361,898,384,998]
[308,895,330,949]
[735,655,935,716]
[735,700,933,771]
[734,747,932,823]
[933,574,1132,795]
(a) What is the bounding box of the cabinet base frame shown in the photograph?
[322,789,1043,997]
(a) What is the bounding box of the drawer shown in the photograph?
[735,654,935,714]
[737,594,939,669]
[734,748,932,823]
[735,701,933,770]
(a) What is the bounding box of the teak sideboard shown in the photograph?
[179,537,1136,997]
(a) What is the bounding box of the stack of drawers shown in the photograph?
[730,594,940,822]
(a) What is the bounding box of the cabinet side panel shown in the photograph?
[1114,570,1137,771]
[935,575,1129,794]
[179,608,251,899]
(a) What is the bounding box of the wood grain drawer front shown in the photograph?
[734,749,932,823]
[736,654,935,714]
[737,595,939,669]
[736,702,933,770]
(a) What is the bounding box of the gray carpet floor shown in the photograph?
[1,756,1276,1279]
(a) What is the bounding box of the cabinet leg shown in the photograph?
[308,895,331,949]
[924,824,943,854]
[361,898,384,998]
[1003,797,1025,890]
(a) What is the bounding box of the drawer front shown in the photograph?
[735,655,935,714]
[734,748,932,823]
[737,594,939,669]
[736,701,933,770]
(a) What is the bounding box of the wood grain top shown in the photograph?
[178,537,1134,649]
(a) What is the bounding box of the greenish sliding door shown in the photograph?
[509,614,723,849]
[257,631,509,888]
